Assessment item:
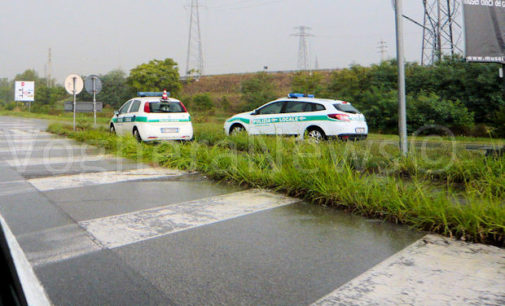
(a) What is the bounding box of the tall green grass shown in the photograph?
[48,122,505,246]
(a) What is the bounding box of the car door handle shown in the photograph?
[132,115,136,121]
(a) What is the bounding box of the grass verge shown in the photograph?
[48,122,505,246]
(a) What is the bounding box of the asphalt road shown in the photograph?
[0,116,425,305]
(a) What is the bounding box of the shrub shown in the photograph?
[240,72,277,111]
[192,93,214,112]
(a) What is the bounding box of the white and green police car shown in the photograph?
[110,91,193,142]
[224,93,367,141]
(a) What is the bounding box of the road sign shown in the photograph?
[64,101,103,112]
[64,74,84,95]
[84,75,102,94]
[14,81,35,102]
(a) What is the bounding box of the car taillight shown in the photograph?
[179,102,188,113]
[144,102,150,113]
[328,114,350,121]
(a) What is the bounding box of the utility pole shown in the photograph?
[378,40,388,62]
[395,0,408,156]
[185,0,204,79]
[291,26,313,71]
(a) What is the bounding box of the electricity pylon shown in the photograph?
[421,0,463,65]
[185,0,204,79]
[291,26,313,71]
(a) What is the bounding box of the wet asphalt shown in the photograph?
[0,116,423,305]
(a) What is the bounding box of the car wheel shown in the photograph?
[306,127,326,142]
[110,124,116,135]
[230,124,246,135]
[133,128,142,143]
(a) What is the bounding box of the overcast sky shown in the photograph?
[0,0,427,83]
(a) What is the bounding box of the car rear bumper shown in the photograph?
[139,123,193,141]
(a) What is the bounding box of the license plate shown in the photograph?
[355,128,365,133]
[161,128,179,133]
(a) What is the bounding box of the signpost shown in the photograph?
[14,81,35,112]
[394,0,408,156]
[84,75,102,127]
[64,74,84,131]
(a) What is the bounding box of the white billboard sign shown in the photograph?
[14,81,35,102]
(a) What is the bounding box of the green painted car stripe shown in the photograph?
[226,118,251,124]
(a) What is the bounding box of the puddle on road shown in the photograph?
[277,201,424,249]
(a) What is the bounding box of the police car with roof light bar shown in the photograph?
[110,90,193,142]
[224,93,368,141]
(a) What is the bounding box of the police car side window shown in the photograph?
[284,101,308,113]
[119,100,132,114]
[130,100,141,113]
[257,102,284,115]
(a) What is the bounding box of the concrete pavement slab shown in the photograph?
[35,250,172,306]
[313,235,505,305]
[44,179,242,221]
[17,224,102,267]
[112,202,422,305]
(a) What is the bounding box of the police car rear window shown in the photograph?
[148,102,185,113]
[334,103,360,114]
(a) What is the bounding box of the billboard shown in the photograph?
[464,1,505,63]
[14,81,35,102]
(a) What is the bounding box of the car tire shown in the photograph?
[305,127,327,142]
[230,124,246,135]
[133,128,142,143]
[110,124,116,135]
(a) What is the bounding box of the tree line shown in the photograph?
[241,57,505,136]
[2,56,504,136]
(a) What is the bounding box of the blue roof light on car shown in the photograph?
[137,92,171,97]
[288,93,315,98]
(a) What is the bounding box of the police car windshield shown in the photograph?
[334,103,360,114]
[149,102,185,113]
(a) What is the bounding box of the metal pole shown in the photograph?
[92,77,97,127]
[395,0,408,156]
[73,77,76,131]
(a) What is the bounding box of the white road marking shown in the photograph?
[5,154,118,167]
[80,189,300,249]
[0,181,36,197]
[29,168,185,191]
[0,214,51,305]
[17,224,102,267]
[312,234,505,306]
[0,138,68,144]
[0,144,85,154]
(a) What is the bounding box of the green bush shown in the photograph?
[240,72,277,111]
[191,93,214,112]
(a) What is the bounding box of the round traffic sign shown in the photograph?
[84,75,102,94]
[64,74,84,95]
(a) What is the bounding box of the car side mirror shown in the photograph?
[114,111,119,116]
[251,110,258,116]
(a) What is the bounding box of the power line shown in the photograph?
[291,26,314,71]
[185,0,204,79]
